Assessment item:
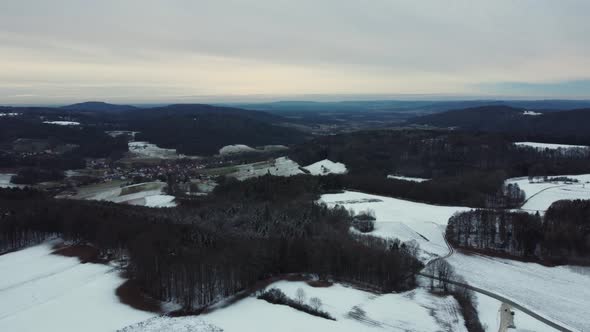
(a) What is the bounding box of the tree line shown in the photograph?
[446,200,590,264]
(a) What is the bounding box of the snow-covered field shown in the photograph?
[229,157,304,180]
[43,121,80,126]
[321,191,471,260]
[448,253,590,331]
[507,174,590,213]
[474,292,558,332]
[228,158,349,180]
[123,281,466,332]
[219,144,259,155]
[128,142,184,159]
[522,110,542,116]
[513,142,589,150]
[0,242,154,332]
[71,181,176,208]
[387,175,430,182]
[304,159,348,175]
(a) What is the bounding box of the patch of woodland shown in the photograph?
[446,200,590,265]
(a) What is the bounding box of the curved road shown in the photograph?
[420,232,575,332]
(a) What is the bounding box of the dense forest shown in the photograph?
[446,200,590,264]
[0,175,422,310]
[410,106,590,146]
[290,129,590,207]
[0,104,307,157]
[0,116,128,170]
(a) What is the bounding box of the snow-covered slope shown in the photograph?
[507,174,590,213]
[123,281,466,332]
[448,253,589,332]
[0,174,18,188]
[230,157,304,180]
[513,142,589,150]
[321,191,471,261]
[128,142,185,159]
[43,121,80,126]
[0,242,154,332]
[72,182,176,208]
[303,159,347,175]
[219,144,259,155]
[474,292,559,332]
[387,175,430,182]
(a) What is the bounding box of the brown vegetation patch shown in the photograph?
[51,244,106,264]
[116,279,162,313]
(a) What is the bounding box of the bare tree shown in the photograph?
[309,297,322,310]
[296,288,307,304]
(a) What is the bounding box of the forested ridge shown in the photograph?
[410,106,590,146]
[290,129,590,207]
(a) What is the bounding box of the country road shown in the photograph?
[420,231,576,332]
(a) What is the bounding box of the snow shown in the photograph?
[0,113,20,117]
[321,191,471,260]
[230,157,304,180]
[106,131,139,138]
[131,281,466,332]
[522,110,542,116]
[0,242,155,332]
[219,144,258,155]
[0,173,17,188]
[128,141,186,159]
[474,292,559,332]
[507,174,590,213]
[118,317,221,332]
[43,121,80,126]
[448,253,589,332]
[71,181,177,208]
[144,195,176,208]
[513,142,588,150]
[303,159,348,175]
[387,175,430,182]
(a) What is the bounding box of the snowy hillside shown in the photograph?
[71,181,176,208]
[448,253,590,331]
[303,159,348,175]
[513,142,589,150]
[0,242,154,332]
[122,281,467,332]
[128,142,186,159]
[229,157,304,180]
[321,191,471,261]
[387,175,430,182]
[507,174,590,213]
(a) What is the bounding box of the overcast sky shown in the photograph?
[1,0,589,104]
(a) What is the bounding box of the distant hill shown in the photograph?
[127,104,306,155]
[409,105,590,144]
[61,101,138,112]
[1,103,307,157]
